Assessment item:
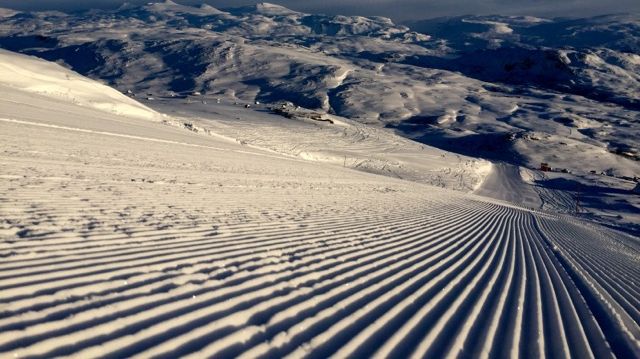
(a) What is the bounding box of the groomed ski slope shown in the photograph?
[1,51,639,358]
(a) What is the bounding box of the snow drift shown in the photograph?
[0,49,158,120]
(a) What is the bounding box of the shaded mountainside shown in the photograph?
[406,14,640,110]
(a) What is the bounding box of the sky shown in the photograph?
[0,0,636,22]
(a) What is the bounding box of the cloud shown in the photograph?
[0,0,636,21]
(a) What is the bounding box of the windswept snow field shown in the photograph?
[1,49,639,358]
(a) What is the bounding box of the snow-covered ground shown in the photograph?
[0,50,158,121]
[475,163,640,234]
[0,2,637,233]
[1,47,639,358]
[151,98,490,192]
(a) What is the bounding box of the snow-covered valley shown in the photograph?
[0,2,639,358]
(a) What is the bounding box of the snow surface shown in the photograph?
[151,99,491,192]
[1,46,639,358]
[0,50,158,120]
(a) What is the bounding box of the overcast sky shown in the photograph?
[0,0,636,21]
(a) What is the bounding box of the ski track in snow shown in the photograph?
[1,114,639,359]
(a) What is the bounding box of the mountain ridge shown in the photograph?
[0,3,637,206]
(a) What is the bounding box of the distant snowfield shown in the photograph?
[1,49,639,358]
[152,99,491,192]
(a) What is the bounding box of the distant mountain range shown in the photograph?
[407,14,640,110]
[0,1,638,177]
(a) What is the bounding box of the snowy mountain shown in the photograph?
[1,44,639,359]
[1,2,637,232]
[0,4,637,178]
[407,14,640,110]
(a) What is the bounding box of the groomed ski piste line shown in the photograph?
[1,118,639,359]
[1,188,639,358]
